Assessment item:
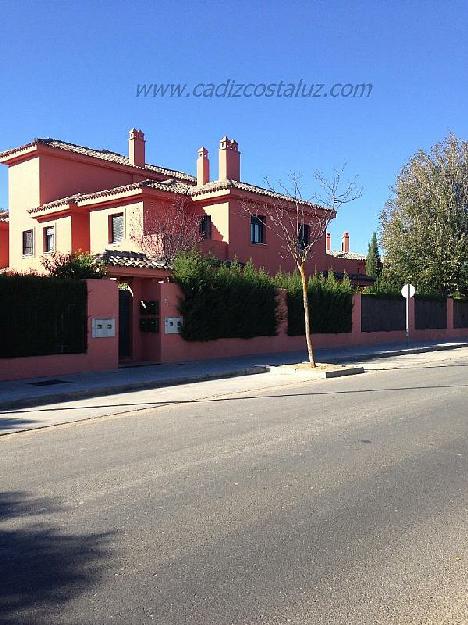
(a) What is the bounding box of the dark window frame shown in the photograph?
[22,229,34,256]
[43,225,55,253]
[250,215,266,244]
[298,223,310,249]
[200,214,212,240]
[109,213,124,244]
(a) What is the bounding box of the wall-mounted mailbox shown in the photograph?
[139,300,159,316]
[92,318,116,338]
[139,317,159,333]
[139,300,160,333]
[164,317,183,334]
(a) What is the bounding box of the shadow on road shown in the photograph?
[2,381,467,420]
[0,491,113,624]
[364,362,468,371]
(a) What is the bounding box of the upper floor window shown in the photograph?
[250,215,266,244]
[199,215,212,239]
[43,225,55,253]
[109,213,124,244]
[22,229,34,256]
[298,223,310,249]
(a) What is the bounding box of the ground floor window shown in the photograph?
[43,225,55,253]
[22,229,34,256]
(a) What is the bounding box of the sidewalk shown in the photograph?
[1,339,467,413]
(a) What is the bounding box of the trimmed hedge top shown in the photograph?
[275,271,354,335]
[173,253,356,341]
[173,253,278,341]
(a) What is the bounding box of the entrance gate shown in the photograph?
[118,289,132,360]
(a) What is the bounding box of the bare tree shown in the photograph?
[243,167,362,367]
[131,193,203,264]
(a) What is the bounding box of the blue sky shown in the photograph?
[1,0,467,253]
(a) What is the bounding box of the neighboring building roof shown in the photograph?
[329,250,366,261]
[100,249,169,270]
[0,137,196,183]
[0,210,8,222]
[29,178,192,215]
[331,271,374,285]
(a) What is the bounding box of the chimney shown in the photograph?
[197,147,210,186]
[326,232,331,253]
[219,136,240,181]
[341,232,350,253]
[129,128,145,167]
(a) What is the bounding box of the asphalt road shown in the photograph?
[1,351,467,624]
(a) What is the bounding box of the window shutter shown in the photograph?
[200,215,212,239]
[112,214,124,243]
[22,230,34,255]
[45,226,55,252]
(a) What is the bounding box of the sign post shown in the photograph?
[401,283,416,341]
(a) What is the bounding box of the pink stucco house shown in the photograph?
[0,210,8,269]
[0,129,368,362]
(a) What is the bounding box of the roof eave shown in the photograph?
[0,137,195,183]
[0,143,39,165]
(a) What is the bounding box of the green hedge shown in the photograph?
[173,253,278,341]
[362,276,402,298]
[275,271,354,335]
[0,275,87,358]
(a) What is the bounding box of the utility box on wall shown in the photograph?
[164,317,182,334]
[92,318,116,338]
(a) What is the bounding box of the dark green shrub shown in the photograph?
[173,252,278,341]
[275,271,354,335]
[0,275,87,358]
[42,251,106,279]
[362,276,402,298]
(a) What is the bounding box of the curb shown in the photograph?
[265,364,365,378]
[0,365,268,412]
[323,366,365,378]
[319,342,468,365]
[1,341,467,413]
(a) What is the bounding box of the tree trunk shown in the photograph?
[299,262,316,367]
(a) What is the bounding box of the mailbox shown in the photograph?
[92,318,116,338]
[164,317,183,334]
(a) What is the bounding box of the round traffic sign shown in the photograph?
[401,284,416,298]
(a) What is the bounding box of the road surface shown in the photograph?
[1,349,467,624]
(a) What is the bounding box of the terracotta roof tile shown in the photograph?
[100,249,169,270]
[0,210,9,222]
[329,250,366,261]
[29,178,192,214]
[0,137,196,183]
[191,179,329,212]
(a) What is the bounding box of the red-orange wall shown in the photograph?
[324,254,366,275]
[156,285,468,364]
[0,224,8,268]
[39,153,137,205]
[218,198,329,275]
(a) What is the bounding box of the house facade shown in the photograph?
[0,129,368,362]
